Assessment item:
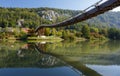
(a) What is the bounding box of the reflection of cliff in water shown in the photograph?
[1,40,120,76]
[0,42,66,68]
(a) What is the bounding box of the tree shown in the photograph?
[108,28,120,40]
[62,30,68,40]
[51,28,57,36]
[44,28,51,36]
[56,31,62,37]
[81,25,90,39]
[99,28,108,37]
[90,27,99,33]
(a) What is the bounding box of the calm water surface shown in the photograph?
[0,40,120,76]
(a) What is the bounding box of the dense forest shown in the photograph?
[87,12,120,28]
[1,7,120,28]
[0,7,79,28]
[0,7,120,40]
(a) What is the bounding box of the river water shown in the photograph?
[0,40,120,76]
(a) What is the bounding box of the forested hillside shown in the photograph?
[0,7,79,28]
[0,7,120,40]
[0,7,120,28]
[87,12,120,28]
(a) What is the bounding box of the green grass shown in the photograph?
[27,36,63,43]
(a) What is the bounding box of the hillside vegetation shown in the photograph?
[0,7,120,28]
[0,7,120,40]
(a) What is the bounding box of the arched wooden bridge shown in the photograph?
[35,0,120,33]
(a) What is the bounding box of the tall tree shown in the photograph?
[44,28,51,36]
[81,24,90,39]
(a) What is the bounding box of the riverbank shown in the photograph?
[27,36,63,43]
[0,35,108,42]
[0,36,64,42]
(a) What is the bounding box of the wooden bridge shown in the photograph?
[35,0,120,33]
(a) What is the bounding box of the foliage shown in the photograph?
[61,30,76,40]
[108,28,120,40]
[51,28,57,36]
[90,27,99,33]
[99,28,108,37]
[44,28,51,36]
[0,27,28,40]
[81,25,90,39]
[0,7,120,40]
[0,7,80,29]
[0,8,41,28]
[87,12,120,28]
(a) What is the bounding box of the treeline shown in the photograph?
[108,28,120,40]
[0,8,41,28]
[1,7,120,29]
[0,7,120,40]
[1,23,120,40]
[0,7,80,28]
[43,23,120,40]
[87,12,120,28]
[0,27,29,40]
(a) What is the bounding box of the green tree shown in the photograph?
[62,30,68,40]
[44,28,51,36]
[99,28,108,37]
[56,31,62,37]
[81,25,90,39]
[108,28,120,40]
[51,28,57,36]
[90,27,99,33]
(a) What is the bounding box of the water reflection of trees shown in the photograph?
[38,40,120,55]
[1,40,120,76]
[35,42,102,76]
[35,40,120,65]
[0,41,102,76]
[0,42,66,68]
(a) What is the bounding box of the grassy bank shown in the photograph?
[27,36,63,42]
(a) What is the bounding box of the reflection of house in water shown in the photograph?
[17,44,29,57]
[0,43,67,68]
